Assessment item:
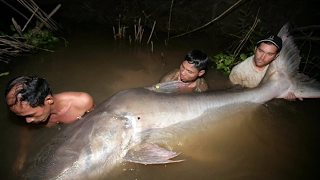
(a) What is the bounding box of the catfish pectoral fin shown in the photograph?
[123,143,184,165]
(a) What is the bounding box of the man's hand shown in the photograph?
[284,92,303,101]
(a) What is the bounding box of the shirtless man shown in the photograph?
[229,35,301,101]
[5,76,95,126]
[160,49,209,92]
[4,75,95,173]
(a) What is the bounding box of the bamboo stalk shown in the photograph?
[167,0,174,44]
[151,41,153,55]
[17,0,61,31]
[233,8,260,58]
[139,29,144,44]
[113,26,116,40]
[147,21,156,44]
[118,14,121,36]
[38,4,61,30]
[161,52,166,65]
[0,0,28,20]
[22,7,38,32]
[11,18,23,37]
[123,26,126,38]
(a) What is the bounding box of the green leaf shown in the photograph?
[42,29,49,37]
[0,72,10,76]
[31,38,39,45]
[217,63,224,70]
[51,37,59,43]
[10,25,16,31]
[225,59,232,65]
[240,53,247,60]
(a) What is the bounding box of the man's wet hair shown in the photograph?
[4,76,52,108]
[185,49,208,71]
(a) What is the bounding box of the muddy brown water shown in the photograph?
[0,28,319,180]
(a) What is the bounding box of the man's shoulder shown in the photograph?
[160,69,179,82]
[229,56,254,85]
[56,92,94,107]
[232,56,253,70]
[57,91,90,98]
[230,56,254,77]
[194,77,208,92]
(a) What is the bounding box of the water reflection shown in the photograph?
[0,28,319,179]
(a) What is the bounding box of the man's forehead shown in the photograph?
[258,44,278,54]
[260,42,278,50]
[182,60,198,70]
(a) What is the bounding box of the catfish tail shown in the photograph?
[273,23,301,76]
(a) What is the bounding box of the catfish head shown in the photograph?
[22,112,135,180]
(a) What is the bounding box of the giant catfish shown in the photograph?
[21,24,320,179]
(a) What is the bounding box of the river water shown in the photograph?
[0,27,319,180]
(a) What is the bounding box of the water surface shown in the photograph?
[0,27,319,180]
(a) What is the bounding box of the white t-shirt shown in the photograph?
[229,55,269,88]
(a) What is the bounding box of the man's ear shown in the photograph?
[274,52,280,60]
[198,70,205,77]
[45,95,54,105]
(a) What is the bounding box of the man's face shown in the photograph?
[6,91,51,124]
[179,60,205,83]
[253,42,279,68]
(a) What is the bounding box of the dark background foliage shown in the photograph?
[1,0,319,77]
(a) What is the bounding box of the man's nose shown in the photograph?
[25,117,34,123]
[260,53,266,59]
[180,69,186,75]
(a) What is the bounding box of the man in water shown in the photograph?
[160,49,209,92]
[5,75,95,126]
[229,35,301,101]
[5,75,95,173]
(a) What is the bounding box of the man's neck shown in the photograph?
[255,65,266,71]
